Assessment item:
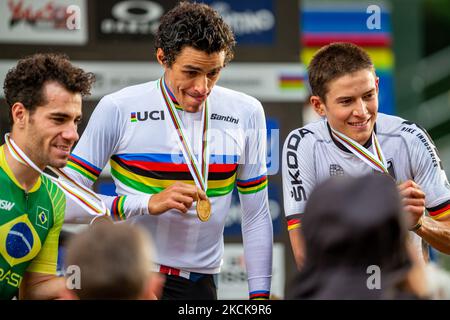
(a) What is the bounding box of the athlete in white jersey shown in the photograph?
[282,43,450,269]
[64,2,273,300]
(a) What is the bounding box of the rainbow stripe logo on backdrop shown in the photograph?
[130,112,137,123]
[279,74,304,90]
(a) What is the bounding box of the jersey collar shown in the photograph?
[0,145,41,192]
[163,79,184,111]
[326,122,376,153]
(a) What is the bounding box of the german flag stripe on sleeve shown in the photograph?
[111,196,127,221]
[249,290,270,300]
[287,214,302,231]
[67,154,101,182]
[236,174,268,194]
[428,200,450,220]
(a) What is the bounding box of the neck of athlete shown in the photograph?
[4,134,42,192]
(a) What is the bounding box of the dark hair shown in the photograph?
[3,53,95,123]
[308,42,375,101]
[155,1,235,67]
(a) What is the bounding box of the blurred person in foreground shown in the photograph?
[62,222,163,300]
[63,2,273,300]
[0,53,94,299]
[288,174,429,299]
[282,42,450,270]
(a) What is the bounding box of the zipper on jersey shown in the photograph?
[24,191,29,213]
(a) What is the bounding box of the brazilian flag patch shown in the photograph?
[36,206,49,230]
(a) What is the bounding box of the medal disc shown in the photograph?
[197,197,211,222]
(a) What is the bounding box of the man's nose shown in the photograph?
[193,75,209,95]
[62,123,79,143]
[353,99,368,116]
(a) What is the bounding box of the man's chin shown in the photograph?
[183,103,203,112]
[49,158,69,169]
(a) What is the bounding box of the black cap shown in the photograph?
[288,174,413,299]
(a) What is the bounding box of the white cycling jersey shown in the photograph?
[64,79,273,297]
[282,113,450,259]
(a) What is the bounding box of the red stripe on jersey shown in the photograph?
[429,203,450,217]
[119,158,237,173]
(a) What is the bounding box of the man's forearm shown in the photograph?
[20,275,67,300]
[289,229,305,270]
[416,216,450,254]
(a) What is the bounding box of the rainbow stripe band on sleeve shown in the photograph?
[428,200,450,220]
[111,196,127,221]
[287,214,302,231]
[236,174,268,194]
[249,290,270,300]
[66,154,101,183]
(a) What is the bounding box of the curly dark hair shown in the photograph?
[155,1,235,67]
[4,52,95,123]
[308,42,375,101]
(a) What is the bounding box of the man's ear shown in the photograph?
[156,48,166,67]
[375,76,380,94]
[310,96,326,117]
[11,102,28,128]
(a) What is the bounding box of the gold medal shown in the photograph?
[196,197,211,222]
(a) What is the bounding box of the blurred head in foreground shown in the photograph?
[288,174,427,299]
[63,222,163,300]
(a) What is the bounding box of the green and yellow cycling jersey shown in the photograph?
[0,145,65,300]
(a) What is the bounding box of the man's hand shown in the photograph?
[398,180,426,229]
[148,181,207,215]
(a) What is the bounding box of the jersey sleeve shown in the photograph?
[64,96,151,223]
[408,124,450,220]
[26,180,65,274]
[236,102,273,299]
[66,95,123,186]
[282,127,317,230]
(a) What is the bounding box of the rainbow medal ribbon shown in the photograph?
[330,127,388,174]
[159,77,211,222]
[4,133,109,219]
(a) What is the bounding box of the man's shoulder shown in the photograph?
[211,85,262,111]
[103,80,159,104]
[40,176,66,208]
[286,119,328,144]
[283,120,328,157]
[377,113,431,141]
[376,113,406,130]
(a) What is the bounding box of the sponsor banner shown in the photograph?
[202,0,276,44]
[218,243,285,299]
[96,0,175,41]
[95,0,276,44]
[0,61,307,101]
[0,0,88,45]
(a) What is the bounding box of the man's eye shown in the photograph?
[185,71,197,77]
[208,71,219,78]
[364,93,374,99]
[53,118,64,123]
[340,100,352,105]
